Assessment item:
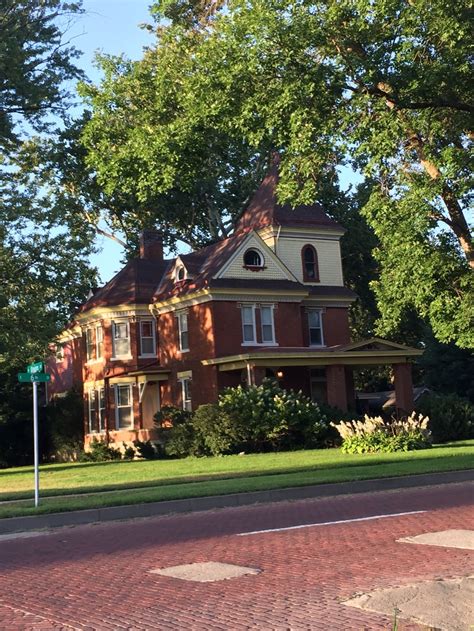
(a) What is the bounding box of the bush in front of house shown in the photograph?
[155,380,333,457]
[416,393,474,443]
[79,438,123,462]
[332,412,432,454]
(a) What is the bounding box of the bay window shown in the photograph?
[95,325,103,359]
[85,328,94,361]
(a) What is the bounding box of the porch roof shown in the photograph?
[202,338,423,371]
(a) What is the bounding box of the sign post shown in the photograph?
[18,363,51,507]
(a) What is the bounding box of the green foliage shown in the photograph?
[0,0,84,148]
[44,390,84,461]
[341,430,431,455]
[123,444,136,460]
[80,0,473,348]
[154,405,192,427]
[133,440,159,460]
[333,413,432,454]
[218,379,330,452]
[80,439,122,462]
[154,382,331,457]
[191,403,239,456]
[416,393,474,443]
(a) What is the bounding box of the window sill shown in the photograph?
[138,354,157,359]
[309,344,326,348]
[241,342,279,347]
[178,349,190,354]
[85,359,104,366]
[110,356,133,361]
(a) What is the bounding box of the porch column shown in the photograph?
[246,364,266,386]
[326,364,348,412]
[393,363,414,415]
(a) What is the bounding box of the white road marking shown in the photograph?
[236,510,427,536]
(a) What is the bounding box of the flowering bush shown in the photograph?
[331,412,432,454]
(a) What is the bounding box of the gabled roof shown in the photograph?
[235,158,344,233]
[152,232,249,301]
[80,258,169,312]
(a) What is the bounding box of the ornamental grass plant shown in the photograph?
[332,412,432,454]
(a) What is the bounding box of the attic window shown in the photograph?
[243,249,264,269]
[176,265,186,282]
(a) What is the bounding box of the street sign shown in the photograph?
[27,361,44,374]
[18,372,51,383]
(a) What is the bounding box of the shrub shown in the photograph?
[192,404,240,456]
[332,412,432,454]
[416,393,474,443]
[80,438,122,462]
[123,444,136,460]
[133,440,158,460]
[154,405,192,427]
[218,378,329,452]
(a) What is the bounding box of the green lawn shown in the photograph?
[0,441,472,519]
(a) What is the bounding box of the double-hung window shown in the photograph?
[241,305,256,344]
[88,390,98,433]
[177,312,189,352]
[308,310,324,346]
[115,384,133,429]
[112,321,130,357]
[98,387,106,432]
[260,305,275,344]
[180,378,192,411]
[140,319,156,356]
[85,329,94,361]
[95,325,103,359]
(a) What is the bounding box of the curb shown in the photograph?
[1,469,472,535]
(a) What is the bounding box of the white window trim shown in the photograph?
[114,384,134,430]
[87,390,98,434]
[308,309,325,347]
[139,319,156,357]
[95,325,103,359]
[85,328,95,362]
[176,311,189,353]
[260,304,276,345]
[111,320,132,360]
[241,304,257,345]
[98,387,106,433]
[179,377,192,412]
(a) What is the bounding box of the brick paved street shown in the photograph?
[0,481,472,630]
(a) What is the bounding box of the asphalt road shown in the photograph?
[0,481,473,630]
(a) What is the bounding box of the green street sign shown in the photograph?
[27,361,44,374]
[18,372,51,383]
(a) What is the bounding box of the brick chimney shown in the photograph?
[139,230,163,260]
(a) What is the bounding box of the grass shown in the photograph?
[0,440,472,519]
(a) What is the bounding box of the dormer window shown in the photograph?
[302,245,319,282]
[175,265,186,282]
[243,248,264,269]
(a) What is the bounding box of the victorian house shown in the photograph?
[48,163,421,447]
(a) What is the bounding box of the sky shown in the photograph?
[69,1,154,283]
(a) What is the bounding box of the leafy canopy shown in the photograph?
[81,0,473,347]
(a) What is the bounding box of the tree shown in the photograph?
[80,0,473,347]
[0,0,84,149]
[0,0,95,368]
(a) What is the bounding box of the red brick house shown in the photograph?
[48,164,422,447]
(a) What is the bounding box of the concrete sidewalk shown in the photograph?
[1,468,472,535]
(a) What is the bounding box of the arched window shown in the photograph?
[302,245,319,282]
[243,248,264,268]
[175,265,186,282]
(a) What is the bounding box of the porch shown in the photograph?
[203,338,423,415]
